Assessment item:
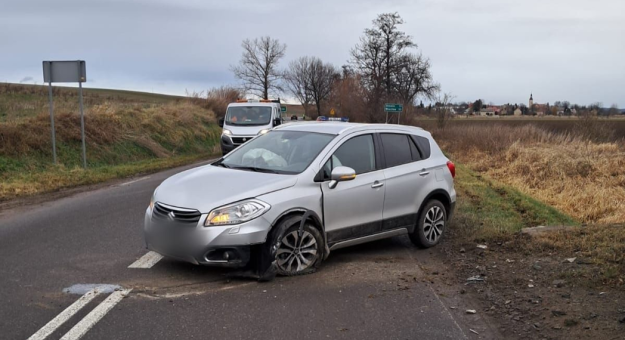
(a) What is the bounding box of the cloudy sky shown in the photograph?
[1,0,623,106]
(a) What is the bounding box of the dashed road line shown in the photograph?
[117,176,150,187]
[27,288,102,340]
[128,251,163,269]
[59,289,132,340]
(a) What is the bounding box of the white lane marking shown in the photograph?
[128,251,163,269]
[59,289,132,340]
[27,289,102,340]
[118,176,149,186]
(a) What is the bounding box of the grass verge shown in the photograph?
[0,153,216,201]
[451,162,623,285]
[452,163,577,242]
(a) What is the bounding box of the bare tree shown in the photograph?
[436,93,455,130]
[394,53,439,106]
[608,104,619,117]
[283,57,314,117]
[351,12,414,95]
[350,12,437,122]
[308,58,339,116]
[231,36,286,99]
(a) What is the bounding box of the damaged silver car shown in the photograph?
[144,123,456,280]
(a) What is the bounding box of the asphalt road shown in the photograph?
[0,162,491,340]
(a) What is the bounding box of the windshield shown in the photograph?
[225,106,273,126]
[216,131,334,174]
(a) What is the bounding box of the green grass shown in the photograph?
[452,163,578,242]
[0,153,216,201]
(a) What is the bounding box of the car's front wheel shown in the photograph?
[266,216,324,277]
[410,200,447,248]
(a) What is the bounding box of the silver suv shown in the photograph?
[144,123,456,280]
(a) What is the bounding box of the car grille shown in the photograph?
[231,136,253,145]
[152,202,202,226]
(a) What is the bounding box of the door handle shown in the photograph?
[371,181,384,189]
[419,170,430,176]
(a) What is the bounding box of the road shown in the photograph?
[0,162,494,340]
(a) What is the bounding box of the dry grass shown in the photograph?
[186,86,243,118]
[433,124,625,224]
[0,95,221,200]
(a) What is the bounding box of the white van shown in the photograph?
[218,99,283,155]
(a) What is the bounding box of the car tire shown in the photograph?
[410,199,447,248]
[264,215,324,277]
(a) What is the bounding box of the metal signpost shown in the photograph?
[43,61,87,167]
[384,103,403,124]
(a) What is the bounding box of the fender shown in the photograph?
[269,208,329,259]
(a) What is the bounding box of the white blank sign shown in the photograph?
[43,61,86,83]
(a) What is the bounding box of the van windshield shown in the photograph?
[225,106,272,126]
[215,131,334,174]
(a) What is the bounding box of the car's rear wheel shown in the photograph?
[410,200,446,248]
[268,216,324,277]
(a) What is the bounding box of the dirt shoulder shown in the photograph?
[433,231,625,340]
[431,163,625,339]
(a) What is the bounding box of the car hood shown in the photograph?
[154,165,297,213]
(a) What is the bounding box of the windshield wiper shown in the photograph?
[212,159,231,168]
[230,166,280,174]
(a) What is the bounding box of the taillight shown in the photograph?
[446,161,456,178]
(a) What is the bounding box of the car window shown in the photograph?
[323,134,376,178]
[381,133,412,168]
[409,137,422,161]
[225,106,272,126]
[220,131,334,174]
[411,135,431,159]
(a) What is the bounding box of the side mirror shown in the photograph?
[329,166,356,189]
[273,118,282,126]
[218,118,224,128]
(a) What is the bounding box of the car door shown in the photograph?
[379,133,428,230]
[320,133,385,244]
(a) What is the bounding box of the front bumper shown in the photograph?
[144,206,270,267]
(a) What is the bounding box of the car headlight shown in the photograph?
[149,189,158,210]
[205,199,270,226]
[258,129,270,135]
[222,129,232,136]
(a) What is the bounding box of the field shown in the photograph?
[416,116,625,140]
[0,83,221,200]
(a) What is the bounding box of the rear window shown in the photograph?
[380,134,413,168]
[411,135,431,159]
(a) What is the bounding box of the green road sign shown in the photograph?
[384,103,403,112]
[281,106,287,113]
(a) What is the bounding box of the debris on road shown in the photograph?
[466,309,477,314]
[476,244,488,250]
[466,276,485,283]
[564,257,576,263]
[469,329,479,335]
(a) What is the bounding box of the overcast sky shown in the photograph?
[1,0,623,106]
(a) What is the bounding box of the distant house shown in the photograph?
[479,106,498,116]
[514,108,522,116]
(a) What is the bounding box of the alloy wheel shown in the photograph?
[276,230,318,273]
[423,206,445,243]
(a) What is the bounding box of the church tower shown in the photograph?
[529,93,534,109]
